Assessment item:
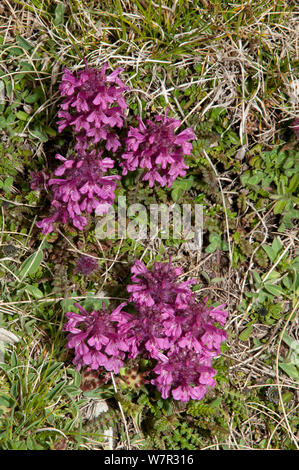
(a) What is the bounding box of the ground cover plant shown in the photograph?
[0,0,298,451]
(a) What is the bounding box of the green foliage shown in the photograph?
[171,176,195,203]
[0,343,82,450]
[279,333,299,381]
[242,145,299,231]
[0,35,55,143]
[244,238,299,313]
[205,233,229,253]
[147,416,204,450]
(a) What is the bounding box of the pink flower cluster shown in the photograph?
[36,151,120,233]
[75,255,99,276]
[115,260,228,401]
[34,62,127,234]
[121,112,196,188]
[57,62,128,153]
[32,62,196,234]
[63,259,228,402]
[63,302,129,373]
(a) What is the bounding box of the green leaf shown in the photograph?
[46,381,67,401]
[61,297,77,313]
[6,112,16,124]
[283,156,295,170]
[248,173,263,185]
[0,116,7,129]
[25,284,44,299]
[171,187,184,202]
[263,283,283,296]
[205,242,217,253]
[263,245,275,263]
[293,271,299,292]
[83,389,114,399]
[282,391,293,403]
[44,126,57,137]
[277,151,287,165]
[0,395,12,409]
[264,270,280,281]
[272,238,283,255]
[16,111,29,121]
[282,332,297,349]
[54,3,66,26]
[239,323,253,341]
[16,36,33,51]
[31,128,48,142]
[288,173,299,194]
[209,397,222,409]
[24,93,41,104]
[10,351,17,368]
[3,176,13,193]
[19,61,34,72]
[211,277,224,284]
[252,270,262,286]
[257,290,267,303]
[274,200,287,214]
[279,362,299,380]
[19,250,43,280]
[171,177,194,202]
[227,131,240,145]
[240,173,250,186]
[282,275,292,290]
[8,47,23,57]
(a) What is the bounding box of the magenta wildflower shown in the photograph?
[36,151,120,234]
[30,171,49,191]
[57,62,128,152]
[151,348,217,401]
[126,259,196,309]
[33,61,127,234]
[63,302,128,373]
[112,294,228,385]
[64,260,228,402]
[75,255,99,276]
[291,117,299,139]
[121,110,196,188]
[111,303,174,362]
[36,200,75,234]
[108,259,228,402]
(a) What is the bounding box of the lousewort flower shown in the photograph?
[111,303,174,362]
[36,151,120,234]
[121,110,196,188]
[151,348,217,401]
[63,260,228,403]
[33,61,127,234]
[291,117,299,139]
[57,62,128,152]
[30,170,49,191]
[63,302,129,373]
[111,260,228,401]
[75,255,99,276]
[126,259,196,309]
